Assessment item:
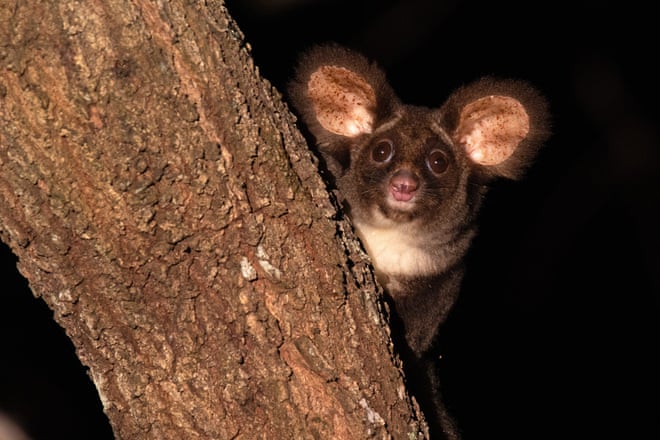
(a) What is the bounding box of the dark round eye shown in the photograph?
[427,149,449,174]
[371,139,394,163]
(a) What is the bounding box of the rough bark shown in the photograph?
[0,0,427,439]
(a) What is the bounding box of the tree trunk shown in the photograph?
[0,1,427,438]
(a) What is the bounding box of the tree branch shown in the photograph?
[0,1,426,438]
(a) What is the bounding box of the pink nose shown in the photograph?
[390,170,418,202]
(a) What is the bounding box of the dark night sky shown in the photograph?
[2,1,658,439]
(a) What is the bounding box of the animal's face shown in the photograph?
[343,107,466,226]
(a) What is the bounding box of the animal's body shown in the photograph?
[288,44,549,438]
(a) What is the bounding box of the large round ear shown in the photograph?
[308,64,377,137]
[439,77,550,180]
[287,44,399,145]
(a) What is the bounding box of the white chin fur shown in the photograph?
[352,208,442,278]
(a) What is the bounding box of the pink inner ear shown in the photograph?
[308,66,376,137]
[455,96,530,165]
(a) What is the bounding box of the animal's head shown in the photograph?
[288,44,550,226]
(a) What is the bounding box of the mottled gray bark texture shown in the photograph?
[0,1,428,438]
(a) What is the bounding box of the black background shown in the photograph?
[2,1,658,439]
